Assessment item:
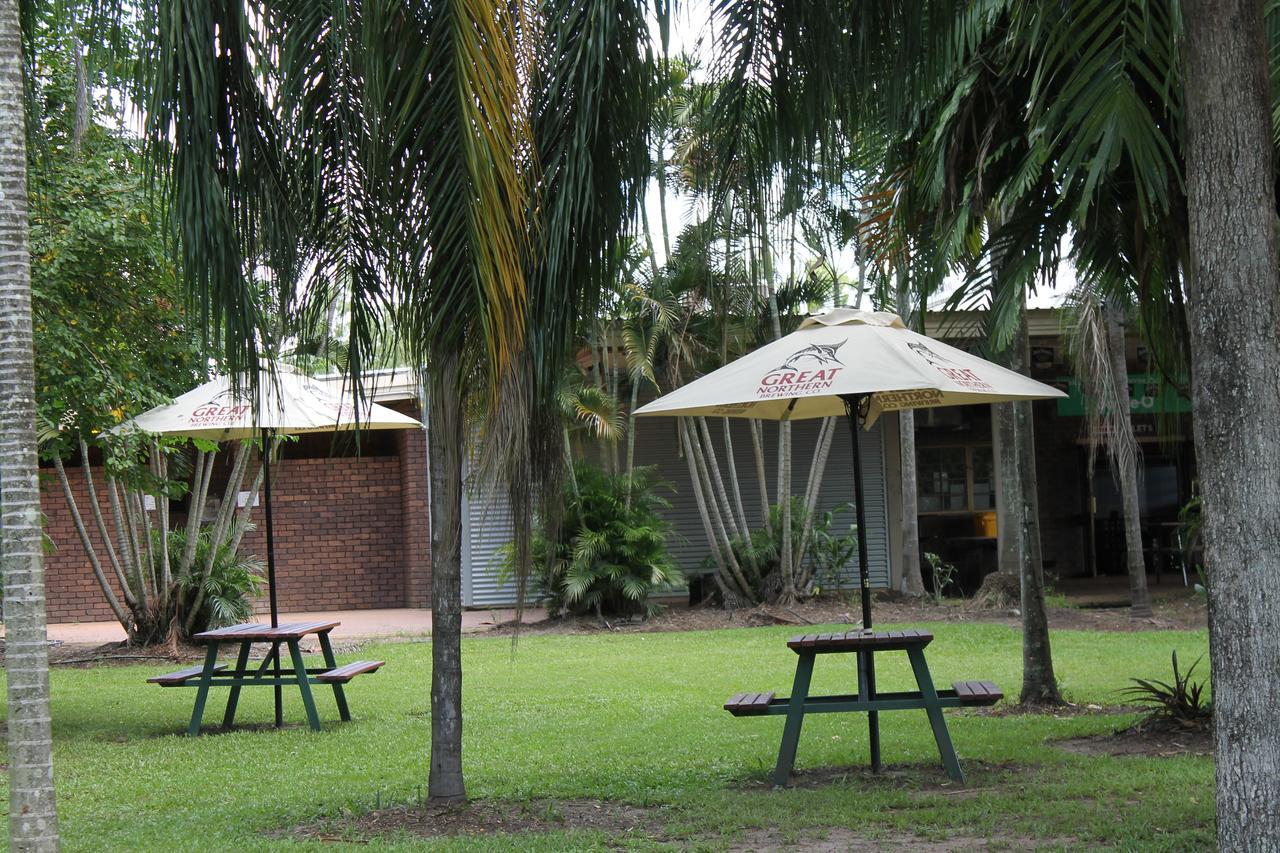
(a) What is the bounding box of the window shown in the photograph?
[917,445,995,513]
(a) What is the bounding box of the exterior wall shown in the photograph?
[238,456,405,613]
[882,412,905,591]
[40,445,426,623]
[395,405,432,608]
[40,463,130,623]
[1030,398,1088,577]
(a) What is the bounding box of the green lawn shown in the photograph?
[6,621,1212,850]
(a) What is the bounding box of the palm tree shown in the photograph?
[0,0,61,845]
[132,0,655,802]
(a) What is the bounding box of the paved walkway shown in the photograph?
[43,607,547,645]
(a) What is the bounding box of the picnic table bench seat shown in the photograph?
[952,680,1003,706]
[724,691,776,716]
[315,660,385,683]
[148,664,227,686]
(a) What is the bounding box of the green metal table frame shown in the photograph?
[183,621,350,735]
[767,632,965,786]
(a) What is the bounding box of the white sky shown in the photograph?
[642,2,1075,312]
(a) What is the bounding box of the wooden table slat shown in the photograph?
[193,620,342,642]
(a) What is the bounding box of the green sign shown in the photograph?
[1056,373,1192,417]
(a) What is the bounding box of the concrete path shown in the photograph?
[42,607,547,645]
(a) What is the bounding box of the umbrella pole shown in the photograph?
[841,394,881,772]
[262,428,283,728]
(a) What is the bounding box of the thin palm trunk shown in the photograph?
[748,418,769,522]
[721,418,749,536]
[1104,302,1151,618]
[682,417,755,604]
[427,352,466,803]
[895,268,923,595]
[794,416,837,583]
[0,0,61,843]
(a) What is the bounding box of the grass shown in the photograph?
[5,620,1212,850]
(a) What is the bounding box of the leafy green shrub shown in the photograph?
[718,498,858,603]
[527,463,681,619]
[1121,650,1212,730]
[158,527,266,633]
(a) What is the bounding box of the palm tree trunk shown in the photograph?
[721,418,749,537]
[1182,3,1280,845]
[655,129,671,261]
[897,410,924,595]
[1104,301,1151,618]
[991,290,1061,704]
[78,438,133,606]
[51,456,130,626]
[748,418,769,522]
[427,352,466,802]
[895,268,924,595]
[0,0,61,843]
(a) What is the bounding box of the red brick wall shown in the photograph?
[40,463,131,623]
[39,437,431,622]
[237,456,406,613]
[396,415,432,607]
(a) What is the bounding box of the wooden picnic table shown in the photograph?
[724,629,1001,785]
[148,621,384,735]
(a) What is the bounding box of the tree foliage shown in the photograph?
[27,29,202,457]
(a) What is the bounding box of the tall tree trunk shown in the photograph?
[0,0,62,844]
[1104,301,1151,618]
[748,418,769,523]
[655,129,671,261]
[991,292,1061,704]
[1182,3,1280,846]
[897,410,924,596]
[895,267,924,595]
[427,353,466,803]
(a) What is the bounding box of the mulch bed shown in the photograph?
[1055,718,1213,758]
[487,592,1207,639]
[274,797,670,844]
[733,759,1030,794]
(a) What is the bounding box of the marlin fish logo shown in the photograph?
[776,341,845,372]
[907,342,954,367]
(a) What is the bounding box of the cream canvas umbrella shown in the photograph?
[636,307,1065,765]
[118,364,421,725]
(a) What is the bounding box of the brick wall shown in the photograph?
[238,456,406,613]
[40,463,131,623]
[39,432,431,623]
[396,417,432,607]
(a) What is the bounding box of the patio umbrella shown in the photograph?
[118,364,421,724]
[635,307,1065,764]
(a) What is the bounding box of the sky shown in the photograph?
[641,2,1075,312]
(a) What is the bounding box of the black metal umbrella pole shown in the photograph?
[261,427,283,727]
[841,393,880,771]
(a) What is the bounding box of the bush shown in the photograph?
[718,498,858,603]
[527,463,681,619]
[160,527,266,633]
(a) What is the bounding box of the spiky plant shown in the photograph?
[1121,651,1212,730]
[530,462,681,620]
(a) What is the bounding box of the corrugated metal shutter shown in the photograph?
[630,416,891,589]
[460,460,520,607]
[457,415,892,606]
[818,418,891,589]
